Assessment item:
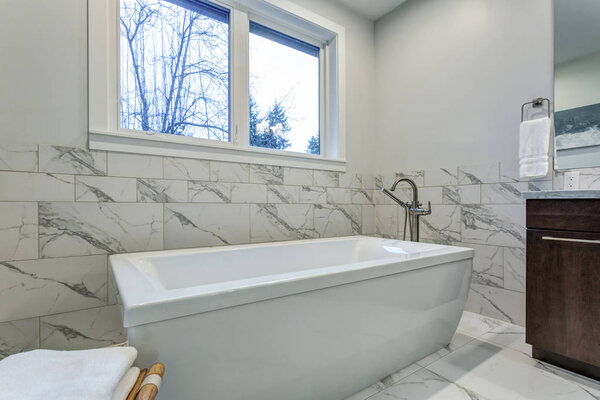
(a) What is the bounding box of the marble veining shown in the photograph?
[346,312,599,400]
[250,204,314,242]
[0,144,38,172]
[189,181,232,203]
[0,318,39,359]
[0,202,38,261]
[137,178,187,202]
[75,176,136,202]
[39,145,106,175]
[39,202,163,257]
[314,204,361,237]
[461,204,525,248]
[0,256,107,322]
[250,165,284,185]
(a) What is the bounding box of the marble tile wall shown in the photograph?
[0,143,376,359]
[374,162,600,327]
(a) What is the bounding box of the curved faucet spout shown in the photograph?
[390,178,419,207]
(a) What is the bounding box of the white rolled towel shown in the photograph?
[0,346,137,400]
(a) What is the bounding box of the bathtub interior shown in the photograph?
[127,236,460,290]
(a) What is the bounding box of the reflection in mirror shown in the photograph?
[554,0,600,169]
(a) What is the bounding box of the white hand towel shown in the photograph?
[112,367,140,400]
[519,116,551,179]
[0,346,137,400]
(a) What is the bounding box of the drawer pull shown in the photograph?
[542,236,600,244]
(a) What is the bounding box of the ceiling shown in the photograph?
[555,0,600,65]
[333,0,407,21]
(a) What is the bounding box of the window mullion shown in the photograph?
[231,8,250,149]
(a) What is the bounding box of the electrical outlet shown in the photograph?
[564,171,580,190]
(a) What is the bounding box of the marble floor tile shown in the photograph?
[426,340,596,400]
[480,323,531,356]
[345,312,599,400]
[455,311,503,338]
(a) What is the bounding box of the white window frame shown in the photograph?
[88,0,346,171]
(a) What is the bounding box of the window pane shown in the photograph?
[120,0,230,141]
[249,22,320,154]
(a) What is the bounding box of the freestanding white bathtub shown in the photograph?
[110,236,473,400]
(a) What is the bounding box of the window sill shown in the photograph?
[89,130,346,171]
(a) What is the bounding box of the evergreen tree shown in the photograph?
[249,97,291,150]
[306,134,320,154]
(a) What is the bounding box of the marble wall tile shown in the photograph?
[0,144,38,172]
[395,170,425,186]
[0,318,39,359]
[424,167,458,186]
[210,161,249,183]
[164,203,250,248]
[0,256,107,322]
[249,165,283,185]
[458,163,500,184]
[465,284,525,326]
[231,183,268,203]
[108,153,163,178]
[107,267,118,306]
[375,172,395,189]
[372,188,396,205]
[374,205,398,238]
[0,172,74,201]
[298,186,326,204]
[326,187,353,204]
[39,202,163,257]
[504,247,526,292]
[527,180,552,192]
[75,176,136,202]
[250,204,314,242]
[267,185,300,204]
[283,167,313,186]
[500,159,553,182]
[314,170,339,187]
[339,172,364,189]
[420,205,461,244]
[350,188,374,205]
[163,157,209,180]
[461,204,526,248]
[481,182,528,204]
[553,167,600,190]
[40,305,125,350]
[362,205,376,234]
[39,145,106,176]
[419,186,443,205]
[460,243,503,287]
[137,178,187,203]
[442,185,480,205]
[188,181,232,203]
[314,204,361,237]
[0,202,38,261]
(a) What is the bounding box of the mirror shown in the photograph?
[554,0,600,170]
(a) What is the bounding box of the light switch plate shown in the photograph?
[564,171,580,190]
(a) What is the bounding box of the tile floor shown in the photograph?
[345,311,600,400]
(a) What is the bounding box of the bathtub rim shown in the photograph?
[111,236,474,328]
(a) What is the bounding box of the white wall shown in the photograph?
[555,51,600,111]
[373,0,553,171]
[0,0,375,173]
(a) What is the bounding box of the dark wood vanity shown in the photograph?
[525,196,600,380]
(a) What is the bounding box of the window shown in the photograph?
[119,0,230,140]
[249,22,320,155]
[89,0,346,171]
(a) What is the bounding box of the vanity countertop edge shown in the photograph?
[522,190,600,200]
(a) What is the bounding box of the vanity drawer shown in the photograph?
[526,199,600,232]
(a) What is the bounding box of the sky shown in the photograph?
[249,33,320,153]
